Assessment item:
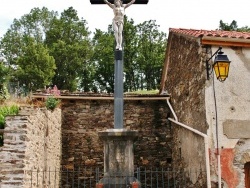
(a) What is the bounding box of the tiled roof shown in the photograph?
[169,28,250,40]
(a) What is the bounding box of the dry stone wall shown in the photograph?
[0,98,173,187]
[61,99,172,170]
[0,107,61,188]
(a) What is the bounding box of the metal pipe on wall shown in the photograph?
[166,99,211,188]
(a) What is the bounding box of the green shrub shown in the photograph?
[0,105,19,146]
[0,114,4,129]
[45,96,60,110]
[0,105,19,128]
[0,105,19,115]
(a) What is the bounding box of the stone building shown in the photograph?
[160,28,250,188]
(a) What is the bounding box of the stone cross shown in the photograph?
[90,0,148,129]
[91,2,148,186]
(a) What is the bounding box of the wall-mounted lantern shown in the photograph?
[206,46,231,82]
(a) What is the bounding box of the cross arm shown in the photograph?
[90,0,148,4]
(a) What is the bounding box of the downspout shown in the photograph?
[166,98,178,121]
[166,98,211,188]
[212,72,222,188]
[217,152,221,188]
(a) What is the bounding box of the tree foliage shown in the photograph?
[0,61,9,99]
[123,17,139,92]
[0,7,57,91]
[15,37,55,90]
[136,20,166,90]
[0,61,8,86]
[45,7,92,91]
[91,29,114,93]
[0,7,167,93]
[0,7,92,92]
[91,17,167,93]
[219,20,250,32]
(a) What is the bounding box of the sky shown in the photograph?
[0,0,249,38]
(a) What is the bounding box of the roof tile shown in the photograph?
[169,28,250,40]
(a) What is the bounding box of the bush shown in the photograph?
[0,105,19,128]
[0,114,4,129]
[45,96,60,110]
[0,105,19,146]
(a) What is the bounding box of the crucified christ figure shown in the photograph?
[104,0,135,50]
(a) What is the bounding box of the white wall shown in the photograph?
[205,46,250,187]
[206,46,250,149]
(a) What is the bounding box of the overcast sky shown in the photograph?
[0,0,249,38]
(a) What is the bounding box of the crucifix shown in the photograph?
[90,0,148,4]
[104,0,135,50]
[91,0,148,129]
[91,1,149,187]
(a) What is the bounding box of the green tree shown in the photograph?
[0,61,8,85]
[1,7,92,92]
[45,7,92,91]
[15,37,55,90]
[219,20,250,32]
[0,7,57,91]
[0,61,9,99]
[123,16,139,92]
[1,6,167,93]
[91,18,167,93]
[136,20,167,90]
[0,7,56,66]
[219,20,238,31]
[91,28,114,93]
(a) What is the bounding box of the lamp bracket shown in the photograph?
[206,46,222,80]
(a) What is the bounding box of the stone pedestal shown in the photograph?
[98,129,140,188]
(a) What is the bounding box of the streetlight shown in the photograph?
[206,46,231,188]
[206,47,231,82]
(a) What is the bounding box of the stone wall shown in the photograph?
[0,98,173,187]
[164,32,207,185]
[61,99,172,170]
[0,107,61,188]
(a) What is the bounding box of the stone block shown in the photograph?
[223,120,250,138]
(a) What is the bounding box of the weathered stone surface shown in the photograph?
[163,33,207,184]
[223,120,250,138]
[98,129,139,186]
[61,99,172,171]
[0,99,173,187]
[0,107,61,188]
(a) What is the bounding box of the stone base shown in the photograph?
[98,177,140,188]
[98,129,140,188]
